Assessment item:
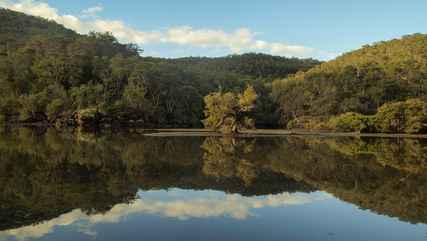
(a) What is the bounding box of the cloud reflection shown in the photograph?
[0,190,326,241]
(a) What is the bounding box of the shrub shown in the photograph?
[286,116,329,130]
[376,98,427,134]
[375,101,405,133]
[403,99,427,134]
[305,119,330,130]
[328,112,376,133]
[287,99,427,134]
[286,119,298,129]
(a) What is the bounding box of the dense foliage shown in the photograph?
[273,34,427,132]
[1,128,427,228]
[298,98,427,134]
[375,98,427,133]
[0,128,312,230]
[0,8,319,128]
[203,85,257,133]
[328,112,376,133]
[3,8,427,133]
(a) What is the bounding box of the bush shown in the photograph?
[405,99,427,133]
[287,98,427,134]
[375,101,405,133]
[286,119,298,129]
[46,98,66,121]
[305,119,330,130]
[328,112,376,133]
[376,98,427,134]
[286,116,329,130]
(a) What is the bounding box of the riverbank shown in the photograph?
[142,129,427,139]
[3,125,427,139]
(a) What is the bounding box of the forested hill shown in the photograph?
[144,54,320,80]
[3,8,425,133]
[0,8,320,128]
[272,34,427,133]
[0,8,76,50]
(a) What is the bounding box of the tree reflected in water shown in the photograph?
[202,137,257,186]
[0,128,427,232]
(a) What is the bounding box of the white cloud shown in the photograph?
[0,190,327,241]
[0,0,336,59]
[162,27,255,53]
[81,5,103,18]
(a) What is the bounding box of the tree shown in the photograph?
[0,8,320,128]
[121,65,148,121]
[201,137,258,186]
[376,98,427,134]
[272,33,427,128]
[203,85,257,134]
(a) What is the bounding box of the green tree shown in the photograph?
[272,34,427,127]
[0,8,320,128]
[376,98,427,134]
[203,85,257,134]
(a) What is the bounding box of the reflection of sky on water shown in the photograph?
[1,189,426,241]
[0,189,327,241]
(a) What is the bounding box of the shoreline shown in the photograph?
[143,129,427,139]
[3,125,427,138]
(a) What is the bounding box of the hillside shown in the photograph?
[148,54,320,80]
[0,8,320,128]
[0,8,77,52]
[272,34,427,132]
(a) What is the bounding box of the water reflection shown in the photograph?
[0,128,427,240]
[0,190,325,241]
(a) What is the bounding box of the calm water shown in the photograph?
[0,129,427,241]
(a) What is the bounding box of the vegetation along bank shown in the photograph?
[0,9,426,134]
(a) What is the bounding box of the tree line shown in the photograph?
[272,33,427,133]
[0,8,319,129]
[1,8,427,133]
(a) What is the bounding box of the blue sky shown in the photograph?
[1,0,427,59]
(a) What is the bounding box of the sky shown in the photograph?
[0,0,426,60]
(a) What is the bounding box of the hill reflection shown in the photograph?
[0,128,426,234]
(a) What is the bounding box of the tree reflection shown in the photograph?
[202,137,257,186]
[0,129,309,231]
[0,128,427,231]
[266,136,427,224]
